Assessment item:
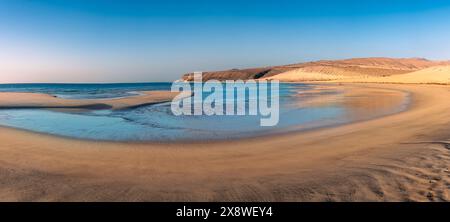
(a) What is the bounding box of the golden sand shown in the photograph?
[265,64,450,85]
[0,84,448,201]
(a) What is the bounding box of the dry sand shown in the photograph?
[337,65,450,84]
[0,84,449,201]
[262,67,356,81]
[266,64,450,85]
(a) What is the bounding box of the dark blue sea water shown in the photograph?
[0,83,408,141]
[0,83,172,99]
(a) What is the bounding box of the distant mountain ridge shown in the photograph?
[181,57,450,81]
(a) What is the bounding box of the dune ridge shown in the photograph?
[265,64,450,84]
[182,57,450,82]
[336,65,450,84]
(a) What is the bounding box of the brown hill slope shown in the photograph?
[181,57,450,81]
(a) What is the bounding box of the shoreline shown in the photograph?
[0,83,449,201]
[0,84,409,144]
[0,90,183,110]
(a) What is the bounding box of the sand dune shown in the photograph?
[265,64,450,84]
[0,84,449,201]
[338,65,450,84]
[262,66,357,81]
[182,57,450,81]
[291,57,450,71]
[0,91,184,110]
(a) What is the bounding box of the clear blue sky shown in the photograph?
[1,0,450,83]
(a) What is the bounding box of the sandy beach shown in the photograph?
[0,90,182,110]
[0,83,448,201]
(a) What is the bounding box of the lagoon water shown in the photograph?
[0,83,408,141]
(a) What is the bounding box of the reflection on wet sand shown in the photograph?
[292,84,408,121]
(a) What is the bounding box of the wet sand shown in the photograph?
[0,83,449,201]
[0,90,182,110]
